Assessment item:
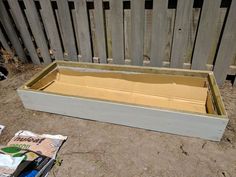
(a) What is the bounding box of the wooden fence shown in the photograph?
[0,0,235,85]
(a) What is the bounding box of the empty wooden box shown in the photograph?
[17,61,228,141]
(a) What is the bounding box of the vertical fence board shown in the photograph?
[0,0,26,61]
[8,0,40,64]
[75,0,92,62]
[214,0,236,85]
[40,0,63,60]
[105,8,112,59]
[150,0,168,66]
[71,9,80,55]
[57,0,77,60]
[131,0,145,66]
[191,0,221,70]
[170,0,194,68]
[23,0,51,64]
[94,0,107,63]
[110,0,124,64]
[0,27,12,53]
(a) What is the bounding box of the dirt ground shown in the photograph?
[0,64,236,177]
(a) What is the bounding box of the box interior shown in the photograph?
[26,66,217,115]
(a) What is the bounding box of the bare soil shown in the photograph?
[0,64,236,177]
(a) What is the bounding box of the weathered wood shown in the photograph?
[94,0,107,63]
[18,61,228,141]
[105,8,112,59]
[124,9,131,60]
[170,0,194,68]
[214,0,236,85]
[71,9,80,54]
[110,0,124,64]
[74,0,92,62]
[191,0,221,70]
[150,0,168,66]
[0,27,12,53]
[143,9,152,64]
[23,0,51,64]
[40,0,63,60]
[8,0,40,64]
[56,0,77,60]
[131,0,145,66]
[89,9,98,59]
[0,0,26,61]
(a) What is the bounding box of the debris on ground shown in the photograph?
[0,130,67,177]
[0,125,4,135]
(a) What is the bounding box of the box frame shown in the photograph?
[17,61,228,141]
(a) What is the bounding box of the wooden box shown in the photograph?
[17,61,228,141]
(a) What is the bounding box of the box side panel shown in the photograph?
[17,90,228,141]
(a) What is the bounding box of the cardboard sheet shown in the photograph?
[32,70,209,114]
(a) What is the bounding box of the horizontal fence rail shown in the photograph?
[0,0,235,85]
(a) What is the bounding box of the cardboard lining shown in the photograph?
[28,68,214,114]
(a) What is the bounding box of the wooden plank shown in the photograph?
[8,0,40,64]
[191,0,221,70]
[71,9,80,55]
[94,0,107,63]
[124,9,131,60]
[0,0,26,61]
[56,0,77,60]
[131,0,145,66]
[23,0,51,64]
[150,0,169,66]
[18,87,228,141]
[0,26,12,53]
[170,0,194,68]
[110,0,124,64]
[143,9,152,64]
[74,0,92,62]
[214,0,236,85]
[104,8,112,59]
[40,0,63,60]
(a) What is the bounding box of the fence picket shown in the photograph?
[0,27,12,53]
[56,0,77,60]
[191,0,221,70]
[94,0,107,63]
[150,0,168,66]
[214,0,236,85]
[75,0,92,62]
[0,0,26,61]
[23,0,51,64]
[8,0,41,64]
[110,0,124,64]
[131,0,145,66]
[40,0,63,60]
[170,0,194,68]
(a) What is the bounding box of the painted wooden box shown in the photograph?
[17,61,228,141]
